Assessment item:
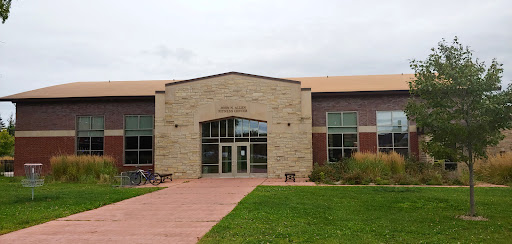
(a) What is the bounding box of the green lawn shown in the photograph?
[0,177,162,235]
[200,186,512,243]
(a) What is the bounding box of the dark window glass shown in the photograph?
[202,138,219,143]
[139,151,152,164]
[343,134,357,147]
[251,144,267,164]
[78,137,90,151]
[394,148,408,156]
[220,120,227,137]
[343,148,357,158]
[91,137,103,150]
[202,123,210,137]
[329,149,343,162]
[250,138,267,142]
[328,134,342,147]
[211,121,219,137]
[235,138,249,142]
[202,144,219,165]
[228,119,235,137]
[250,164,267,173]
[394,133,409,147]
[202,165,219,174]
[77,151,90,156]
[91,151,103,156]
[125,151,138,164]
[139,136,152,149]
[379,148,392,154]
[378,133,393,147]
[220,138,234,143]
[125,136,138,150]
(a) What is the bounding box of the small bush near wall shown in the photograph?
[50,155,118,183]
[476,153,512,186]
[309,152,467,185]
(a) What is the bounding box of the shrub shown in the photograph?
[50,155,118,183]
[475,153,512,185]
[309,162,345,183]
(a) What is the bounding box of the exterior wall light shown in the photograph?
[175,124,178,128]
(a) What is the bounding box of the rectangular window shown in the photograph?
[125,115,154,165]
[377,111,409,156]
[76,116,104,155]
[327,112,358,162]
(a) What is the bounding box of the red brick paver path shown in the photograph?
[0,178,265,244]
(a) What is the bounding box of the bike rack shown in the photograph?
[113,171,133,187]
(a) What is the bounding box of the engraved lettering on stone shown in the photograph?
[218,105,247,113]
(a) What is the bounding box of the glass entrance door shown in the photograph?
[221,145,232,174]
[219,143,249,177]
[237,144,249,174]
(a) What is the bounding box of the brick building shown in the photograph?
[0,72,420,178]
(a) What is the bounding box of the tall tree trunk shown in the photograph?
[468,148,476,216]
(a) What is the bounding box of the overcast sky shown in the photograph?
[0,0,511,122]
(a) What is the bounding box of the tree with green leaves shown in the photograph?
[0,0,12,24]
[0,129,14,156]
[405,37,512,217]
[7,113,15,136]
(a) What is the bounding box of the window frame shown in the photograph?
[325,111,359,162]
[376,110,410,155]
[123,115,154,166]
[75,115,105,156]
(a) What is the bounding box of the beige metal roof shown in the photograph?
[293,73,414,93]
[0,73,414,101]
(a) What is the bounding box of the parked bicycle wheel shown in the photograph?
[130,172,141,185]
[149,173,162,185]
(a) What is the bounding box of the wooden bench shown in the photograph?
[285,172,296,182]
[159,173,173,183]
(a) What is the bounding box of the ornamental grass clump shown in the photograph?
[475,152,512,186]
[50,155,118,183]
[343,152,405,184]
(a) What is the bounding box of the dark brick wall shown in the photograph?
[312,93,413,127]
[312,133,327,164]
[14,98,155,175]
[359,132,377,153]
[14,137,75,176]
[16,98,155,131]
[311,93,420,161]
[409,132,419,159]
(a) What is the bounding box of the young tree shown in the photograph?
[0,0,12,23]
[405,37,512,217]
[7,113,15,136]
[0,114,5,130]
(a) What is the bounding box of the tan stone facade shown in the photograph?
[154,73,313,178]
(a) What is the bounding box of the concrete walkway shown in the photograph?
[0,178,265,244]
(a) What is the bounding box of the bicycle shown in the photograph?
[129,167,162,186]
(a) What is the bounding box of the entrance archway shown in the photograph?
[201,117,267,177]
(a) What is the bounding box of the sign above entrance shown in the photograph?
[218,106,248,113]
